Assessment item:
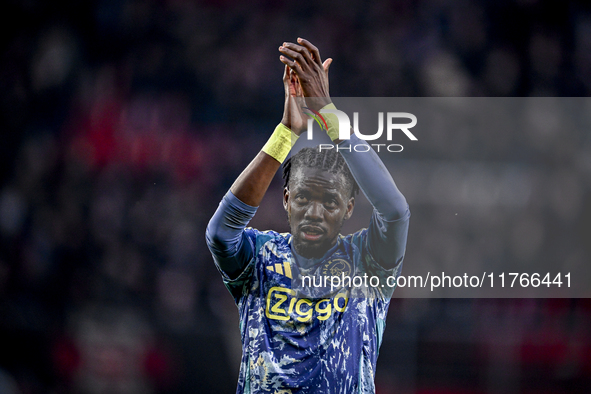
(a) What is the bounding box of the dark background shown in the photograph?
[1,0,591,393]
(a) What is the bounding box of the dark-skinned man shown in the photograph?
[206,38,410,394]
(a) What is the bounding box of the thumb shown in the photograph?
[323,58,333,73]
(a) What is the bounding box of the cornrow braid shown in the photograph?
[282,147,359,198]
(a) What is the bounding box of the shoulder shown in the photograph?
[339,227,369,249]
[244,228,292,252]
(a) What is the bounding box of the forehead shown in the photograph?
[290,166,349,196]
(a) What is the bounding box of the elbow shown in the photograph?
[205,219,223,250]
[397,197,410,218]
[205,217,240,257]
[384,196,409,221]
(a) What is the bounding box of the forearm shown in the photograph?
[208,124,297,277]
[231,123,298,206]
[230,151,282,207]
[338,134,409,269]
[338,134,408,220]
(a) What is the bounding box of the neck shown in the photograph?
[291,241,339,269]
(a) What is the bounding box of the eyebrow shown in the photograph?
[296,186,345,201]
[323,190,340,198]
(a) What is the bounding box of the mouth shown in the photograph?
[300,225,325,242]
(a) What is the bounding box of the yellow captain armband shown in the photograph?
[261,123,299,163]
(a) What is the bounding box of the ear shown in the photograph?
[283,187,290,211]
[344,197,355,220]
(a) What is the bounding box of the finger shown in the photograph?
[279,54,297,69]
[288,82,297,97]
[290,72,303,96]
[280,42,313,68]
[279,55,303,75]
[296,82,304,97]
[283,65,293,96]
[323,58,333,73]
[289,67,298,82]
[288,69,299,96]
[279,46,309,70]
[297,38,322,65]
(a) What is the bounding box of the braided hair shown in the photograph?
[282,147,359,198]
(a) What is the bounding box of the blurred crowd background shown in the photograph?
[1,0,591,393]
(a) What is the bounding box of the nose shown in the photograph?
[304,201,323,221]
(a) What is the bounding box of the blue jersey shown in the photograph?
[216,210,408,394]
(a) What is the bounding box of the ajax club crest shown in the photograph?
[321,258,352,278]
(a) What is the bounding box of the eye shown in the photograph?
[324,197,338,208]
[295,193,308,204]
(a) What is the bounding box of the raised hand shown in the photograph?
[279,38,333,111]
[280,65,308,136]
